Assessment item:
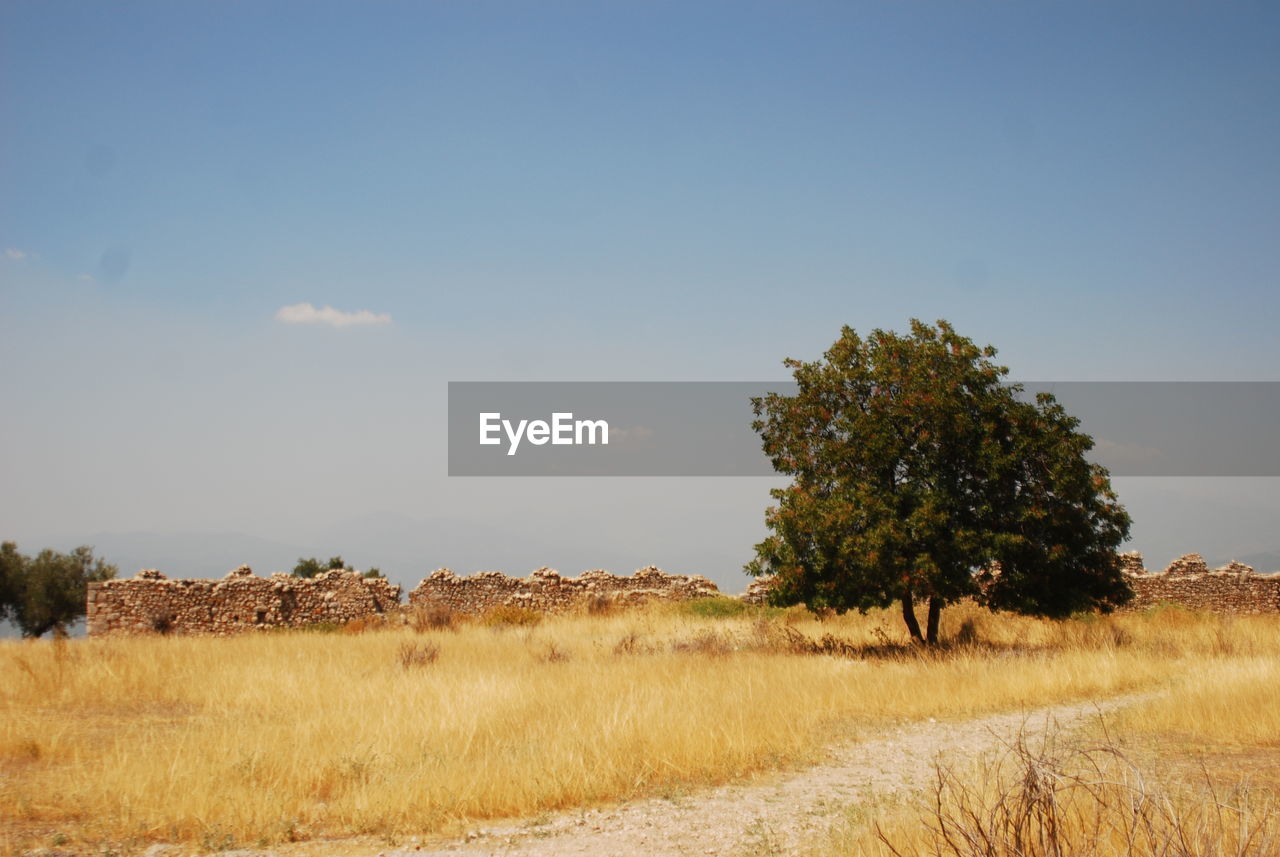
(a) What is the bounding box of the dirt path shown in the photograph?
[376,694,1147,857]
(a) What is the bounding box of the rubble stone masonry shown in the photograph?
[1121,552,1280,614]
[85,552,1280,636]
[739,552,1280,614]
[407,566,721,614]
[86,564,720,635]
[86,566,402,636]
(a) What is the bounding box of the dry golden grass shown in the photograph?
[1114,655,1280,748]
[813,607,1280,857]
[824,728,1280,857]
[3,602,1279,855]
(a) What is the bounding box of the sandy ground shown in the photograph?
[338,693,1146,857]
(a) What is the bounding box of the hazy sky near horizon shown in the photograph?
[3,2,1279,585]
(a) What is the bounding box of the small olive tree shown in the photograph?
[0,541,118,637]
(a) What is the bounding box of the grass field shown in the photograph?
[813,657,1280,857]
[3,600,1279,856]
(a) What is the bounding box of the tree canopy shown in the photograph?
[745,320,1132,644]
[0,542,118,637]
[291,556,384,579]
[291,556,348,578]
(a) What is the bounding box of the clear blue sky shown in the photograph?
[3,1,1279,586]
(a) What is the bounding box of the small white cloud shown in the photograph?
[77,273,95,282]
[275,302,392,328]
[5,248,27,260]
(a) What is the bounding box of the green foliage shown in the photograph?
[291,557,325,578]
[677,596,788,620]
[682,596,754,619]
[292,555,356,578]
[363,567,385,579]
[0,541,21,623]
[0,541,118,637]
[747,320,1132,644]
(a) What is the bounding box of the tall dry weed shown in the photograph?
[867,727,1278,857]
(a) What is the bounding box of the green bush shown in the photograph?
[682,596,753,619]
[291,556,347,578]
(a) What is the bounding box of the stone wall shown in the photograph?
[738,552,1280,615]
[1122,552,1280,614]
[86,564,720,635]
[408,566,721,614]
[740,576,774,605]
[87,551,1280,636]
[86,566,403,636]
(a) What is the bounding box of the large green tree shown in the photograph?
[0,542,118,637]
[746,320,1132,644]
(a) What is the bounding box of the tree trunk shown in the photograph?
[926,597,943,646]
[900,591,924,643]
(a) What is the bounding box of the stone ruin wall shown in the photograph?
[1120,553,1280,614]
[741,552,1280,614]
[84,551,1280,636]
[86,566,403,636]
[408,566,721,614]
[86,565,719,635]
[739,576,774,606]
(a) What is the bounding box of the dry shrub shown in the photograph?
[749,619,809,654]
[480,604,543,628]
[341,615,386,635]
[613,631,656,656]
[874,727,1280,857]
[953,616,981,647]
[585,594,616,616]
[410,604,459,633]
[750,619,903,659]
[150,611,178,635]
[670,629,737,656]
[1145,602,1199,627]
[1212,615,1244,656]
[396,641,439,669]
[537,642,572,663]
[1085,617,1132,649]
[781,604,812,625]
[1023,614,1132,653]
